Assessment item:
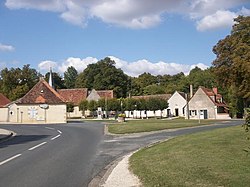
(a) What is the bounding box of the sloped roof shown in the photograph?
[132,94,171,100]
[176,91,186,99]
[57,88,88,105]
[200,87,226,107]
[96,90,114,99]
[0,93,11,107]
[87,89,100,101]
[15,79,65,104]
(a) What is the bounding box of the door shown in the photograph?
[175,108,179,116]
[204,110,208,119]
[200,110,204,119]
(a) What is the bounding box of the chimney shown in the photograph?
[213,87,218,95]
[190,85,193,98]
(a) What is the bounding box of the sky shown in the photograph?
[0,0,249,77]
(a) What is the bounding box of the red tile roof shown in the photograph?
[132,94,171,100]
[15,79,65,104]
[57,88,88,105]
[0,93,11,107]
[96,90,114,99]
[200,87,226,107]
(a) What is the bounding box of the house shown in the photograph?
[86,89,114,101]
[187,87,230,119]
[7,79,67,123]
[58,88,114,118]
[57,88,88,118]
[125,94,171,118]
[167,91,187,117]
[0,93,11,122]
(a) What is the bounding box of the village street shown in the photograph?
[0,120,243,187]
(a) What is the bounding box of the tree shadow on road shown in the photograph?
[0,135,50,148]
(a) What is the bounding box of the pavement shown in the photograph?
[101,152,142,187]
[0,128,14,142]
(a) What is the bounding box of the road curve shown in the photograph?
[0,122,104,187]
[0,120,243,187]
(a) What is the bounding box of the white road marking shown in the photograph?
[51,134,61,140]
[57,130,62,134]
[104,140,118,143]
[0,154,22,166]
[28,142,47,151]
[45,127,55,130]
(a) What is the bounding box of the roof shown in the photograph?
[15,79,65,104]
[0,93,11,107]
[57,88,88,105]
[132,94,171,100]
[96,90,114,99]
[176,91,186,99]
[200,87,226,107]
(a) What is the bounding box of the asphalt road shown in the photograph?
[0,120,243,187]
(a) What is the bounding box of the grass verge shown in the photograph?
[129,125,250,187]
[108,118,224,134]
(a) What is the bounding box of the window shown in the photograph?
[189,110,197,116]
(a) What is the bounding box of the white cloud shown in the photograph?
[0,43,15,52]
[109,56,208,77]
[57,57,98,73]
[39,56,208,77]
[5,0,66,12]
[38,60,58,71]
[196,10,237,31]
[5,0,249,30]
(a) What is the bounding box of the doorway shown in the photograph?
[175,108,179,116]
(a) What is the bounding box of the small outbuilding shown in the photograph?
[167,91,187,117]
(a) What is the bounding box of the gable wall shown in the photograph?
[168,92,187,117]
[188,88,216,119]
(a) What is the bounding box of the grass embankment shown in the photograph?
[130,126,250,187]
[108,118,221,134]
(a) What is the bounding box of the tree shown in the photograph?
[75,57,129,98]
[0,65,40,101]
[212,16,250,117]
[45,72,65,90]
[66,102,74,113]
[187,67,217,91]
[123,98,138,111]
[136,72,158,88]
[64,66,78,89]
[143,84,166,95]
[146,98,168,118]
[79,100,88,117]
[88,100,97,117]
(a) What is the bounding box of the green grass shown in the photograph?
[108,118,224,134]
[130,126,250,187]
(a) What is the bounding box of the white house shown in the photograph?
[187,87,231,120]
[167,91,187,117]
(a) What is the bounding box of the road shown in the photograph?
[0,120,243,187]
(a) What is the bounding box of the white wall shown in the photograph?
[67,106,82,118]
[167,91,186,117]
[0,108,8,122]
[8,104,67,124]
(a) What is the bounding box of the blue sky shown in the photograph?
[0,0,249,77]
